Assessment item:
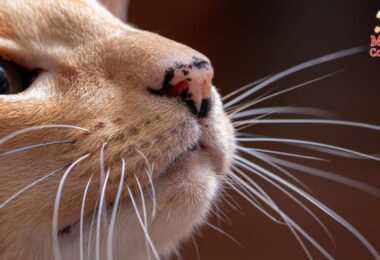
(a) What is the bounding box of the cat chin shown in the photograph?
[58,151,220,259]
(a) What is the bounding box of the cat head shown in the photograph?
[0,0,235,259]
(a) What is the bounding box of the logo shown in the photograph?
[375,10,380,33]
[369,10,380,57]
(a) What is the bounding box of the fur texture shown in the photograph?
[0,0,235,259]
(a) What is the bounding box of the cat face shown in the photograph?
[0,0,235,259]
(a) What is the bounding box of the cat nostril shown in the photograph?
[148,57,213,118]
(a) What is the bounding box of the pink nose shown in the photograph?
[149,57,213,118]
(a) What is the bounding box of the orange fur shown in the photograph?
[0,0,235,259]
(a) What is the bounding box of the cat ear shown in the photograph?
[93,0,130,22]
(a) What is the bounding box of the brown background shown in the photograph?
[128,1,380,259]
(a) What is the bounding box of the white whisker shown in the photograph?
[52,154,90,260]
[191,237,201,260]
[228,175,315,259]
[209,205,232,226]
[204,221,244,248]
[228,174,332,259]
[233,118,380,132]
[230,106,332,120]
[99,143,108,226]
[135,176,151,260]
[237,137,380,162]
[259,154,380,198]
[220,190,242,213]
[227,176,285,225]
[224,46,365,108]
[96,168,111,260]
[234,158,334,243]
[296,144,376,159]
[0,124,89,146]
[238,146,313,192]
[127,186,161,260]
[137,150,157,219]
[242,147,327,161]
[107,159,126,260]
[235,155,380,259]
[0,140,74,157]
[229,71,343,116]
[222,75,272,101]
[87,192,100,258]
[0,167,64,209]
[80,176,93,260]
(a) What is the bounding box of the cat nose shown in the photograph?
[148,57,213,118]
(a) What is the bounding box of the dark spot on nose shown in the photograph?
[192,56,209,70]
[148,58,212,118]
[148,67,175,97]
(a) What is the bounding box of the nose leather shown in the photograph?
[149,56,213,118]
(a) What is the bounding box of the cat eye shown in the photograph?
[0,59,37,95]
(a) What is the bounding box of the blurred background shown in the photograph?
[127,1,380,259]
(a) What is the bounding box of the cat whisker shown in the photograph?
[225,88,277,115]
[227,168,264,209]
[107,158,126,260]
[173,247,184,260]
[204,221,244,248]
[233,118,380,132]
[258,153,380,198]
[0,124,89,146]
[87,189,100,258]
[219,189,243,213]
[241,147,327,161]
[224,46,365,108]
[295,145,373,159]
[236,131,378,160]
[237,137,380,162]
[0,140,74,157]
[222,74,272,102]
[127,186,161,260]
[226,175,286,225]
[234,155,380,259]
[0,167,64,209]
[135,175,151,260]
[191,236,201,260]
[99,143,109,227]
[96,168,111,260]
[230,106,333,120]
[52,154,90,260]
[209,205,232,226]
[80,176,93,260]
[237,147,313,192]
[137,150,157,219]
[229,71,343,116]
[232,171,316,259]
[234,157,335,243]
[227,174,333,260]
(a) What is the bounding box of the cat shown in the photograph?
[0,1,379,260]
[0,0,234,259]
